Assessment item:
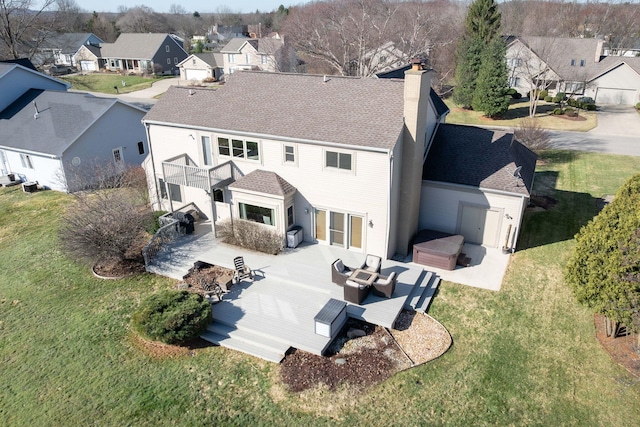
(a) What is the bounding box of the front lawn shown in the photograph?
[444,98,597,131]
[61,74,162,94]
[1,151,640,425]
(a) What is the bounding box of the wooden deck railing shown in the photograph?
[161,155,237,191]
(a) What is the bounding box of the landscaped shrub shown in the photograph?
[567,98,578,107]
[544,96,553,102]
[514,117,552,152]
[512,91,522,99]
[539,89,548,99]
[564,107,575,116]
[584,103,597,111]
[636,102,640,110]
[577,96,594,104]
[553,108,564,115]
[132,290,212,345]
[552,92,566,103]
[216,219,284,255]
[507,88,517,96]
[147,210,168,234]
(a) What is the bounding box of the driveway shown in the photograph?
[590,104,640,137]
[73,77,181,110]
[549,105,640,155]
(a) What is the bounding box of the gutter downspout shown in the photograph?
[386,149,393,259]
[144,122,162,210]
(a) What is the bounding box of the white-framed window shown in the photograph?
[565,81,585,94]
[570,59,576,66]
[239,203,274,226]
[20,153,33,169]
[325,150,352,171]
[165,45,170,52]
[174,57,178,64]
[112,147,123,164]
[218,137,259,161]
[167,58,171,64]
[283,144,296,164]
[213,188,224,203]
[287,205,294,228]
[228,53,236,63]
[137,141,145,155]
[159,178,182,202]
[579,59,586,67]
[192,58,196,65]
[509,77,520,87]
[261,55,268,64]
[201,136,212,166]
[245,53,250,63]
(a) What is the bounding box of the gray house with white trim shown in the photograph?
[100,33,188,75]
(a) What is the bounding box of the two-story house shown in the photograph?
[220,36,297,77]
[33,32,103,69]
[143,65,536,263]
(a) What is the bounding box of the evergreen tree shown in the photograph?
[453,37,483,108]
[466,0,502,43]
[453,0,504,113]
[472,38,510,117]
[565,174,640,333]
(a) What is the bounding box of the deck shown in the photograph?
[147,222,435,362]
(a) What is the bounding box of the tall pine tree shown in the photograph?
[453,0,507,116]
[472,37,509,117]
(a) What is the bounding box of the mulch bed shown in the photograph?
[93,257,145,277]
[594,314,640,377]
[280,319,410,392]
[527,195,558,211]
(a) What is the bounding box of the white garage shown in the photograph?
[184,68,208,81]
[420,124,537,251]
[595,88,638,105]
[80,60,96,71]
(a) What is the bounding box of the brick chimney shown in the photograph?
[395,58,433,256]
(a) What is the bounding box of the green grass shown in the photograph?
[444,98,597,131]
[2,151,640,425]
[61,74,161,94]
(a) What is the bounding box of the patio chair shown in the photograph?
[371,272,397,299]
[331,259,354,287]
[360,254,382,273]
[344,279,370,305]
[232,256,254,284]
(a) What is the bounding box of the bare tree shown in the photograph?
[283,0,458,77]
[54,0,82,32]
[85,11,117,42]
[0,0,59,59]
[115,5,168,33]
[59,164,153,265]
[515,117,551,152]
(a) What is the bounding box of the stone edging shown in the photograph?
[92,264,130,280]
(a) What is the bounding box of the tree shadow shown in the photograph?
[517,169,603,250]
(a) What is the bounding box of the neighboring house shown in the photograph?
[0,63,148,191]
[351,41,408,76]
[506,36,640,105]
[604,38,640,57]
[142,65,534,259]
[220,36,297,77]
[99,33,188,75]
[35,33,103,68]
[74,44,102,72]
[178,52,224,82]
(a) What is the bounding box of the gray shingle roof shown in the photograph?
[221,37,283,54]
[0,90,123,156]
[423,124,537,196]
[40,33,102,52]
[229,170,296,196]
[192,52,222,67]
[143,71,405,150]
[100,33,182,59]
[513,36,640,82]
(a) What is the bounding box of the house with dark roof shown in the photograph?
[220,36,297,77]
[99,33,188,75]
[142,65,535,258]
[178,52,224,82]
[0,63,148,191]
[33,33,103,68]
[507,36,640,105]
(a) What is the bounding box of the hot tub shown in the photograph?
[412,230,464,270]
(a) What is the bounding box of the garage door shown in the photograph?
[458,205,501,247]
[80,60,95,71]
[595,88,638,105]
[185,69,208,81]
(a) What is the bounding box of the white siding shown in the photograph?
[145,124,395,257]
[585,63,640,105]
[1,149,65,191]
[420,181,527,249]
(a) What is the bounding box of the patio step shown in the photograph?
[404,271,440,313]
[201,322,290,363]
